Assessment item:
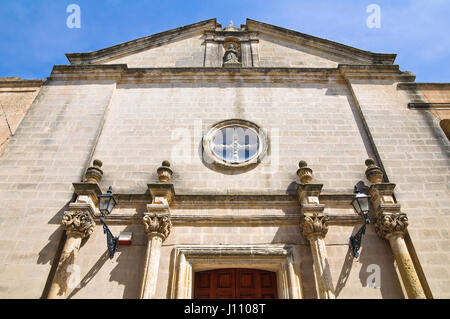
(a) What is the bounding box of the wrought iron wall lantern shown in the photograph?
[97,186,118,259]
[349,182,371,258]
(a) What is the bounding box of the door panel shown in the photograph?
[194,268,277,299]
[214,269,234,299]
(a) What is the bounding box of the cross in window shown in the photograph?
[213,133,258,163]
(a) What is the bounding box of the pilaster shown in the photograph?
[369,183,426,299]
[47,203,95,299]
[48,159,103,299]
[140,161,174,299]
[296,161,335,299]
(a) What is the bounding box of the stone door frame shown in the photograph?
[168,245,302,299]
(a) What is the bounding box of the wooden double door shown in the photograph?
[194,268,278,299]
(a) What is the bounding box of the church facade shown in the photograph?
[0,18,449,299]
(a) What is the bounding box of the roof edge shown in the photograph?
[0,78,45,88]
[66,18,218,65]
[246,18,397,65]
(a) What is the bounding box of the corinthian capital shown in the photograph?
[375,212,408,240]
[62,209,95,239]
[143,213,172,240]
[301,212,329,241]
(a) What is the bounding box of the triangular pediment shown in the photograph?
[65,18,396,68]
[245,19,395,66]
[66,19,218,66]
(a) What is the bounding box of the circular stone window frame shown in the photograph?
[202,119,268,168]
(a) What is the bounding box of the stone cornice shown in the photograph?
[408,103,450,109]
[339,64,416,81]
[0,79,44,88]
[246,18,397,65]
[50,64,127,80]
[49,64,414,82]
[96,212,362,225]
[398,82,450,90]
[66,19,217,65]
[115,193,355,207]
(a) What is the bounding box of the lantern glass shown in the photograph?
[97,187,117,216]
[106,196,116,214]
[351,198,360,214]
[351,192,371,217]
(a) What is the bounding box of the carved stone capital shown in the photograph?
[301,213,329,241]
[143,213,172,241]
[62,209,95,239]
[375,212,409,240]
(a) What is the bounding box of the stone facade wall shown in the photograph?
[415,85,450,103]
[349,79,450,298]
[64,204,404,299]
[0,80,116,298]
[1,74,447,299]
[93,80,370,195]
[257,34,348,68]
[416,84,450,138]
[103,33,206,67]
[0,21,449,299]
[66,224,146,299]
[0,79,42,155]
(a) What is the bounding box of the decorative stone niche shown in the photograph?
[223,39,242,67]
[203,21,259,67]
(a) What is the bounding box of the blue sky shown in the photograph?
[0,0,449,82]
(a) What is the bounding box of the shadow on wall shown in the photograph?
[108,224,146,299]
[397,85,450,160]
[67,250,109,299]
[335,225,404,299]
[271,221,318,299]
[440,119,450,142]
[67,224,145,299]
[419,112,450,160]
[298,246,318,299]
[334,247,354,297]
[39,198,76,298]
[38,198,75,265]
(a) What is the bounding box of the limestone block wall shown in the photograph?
[103,33,206,67]
[414,84,450,138]
[415,84,450,103]
[0,78,42,155]
[256,34,356,68]
[92,80,371,195]
[0,80,116,298]
[325,224,404,299]
[0,71,447,299]
[349,79,450,298]
[66,224,146,299]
